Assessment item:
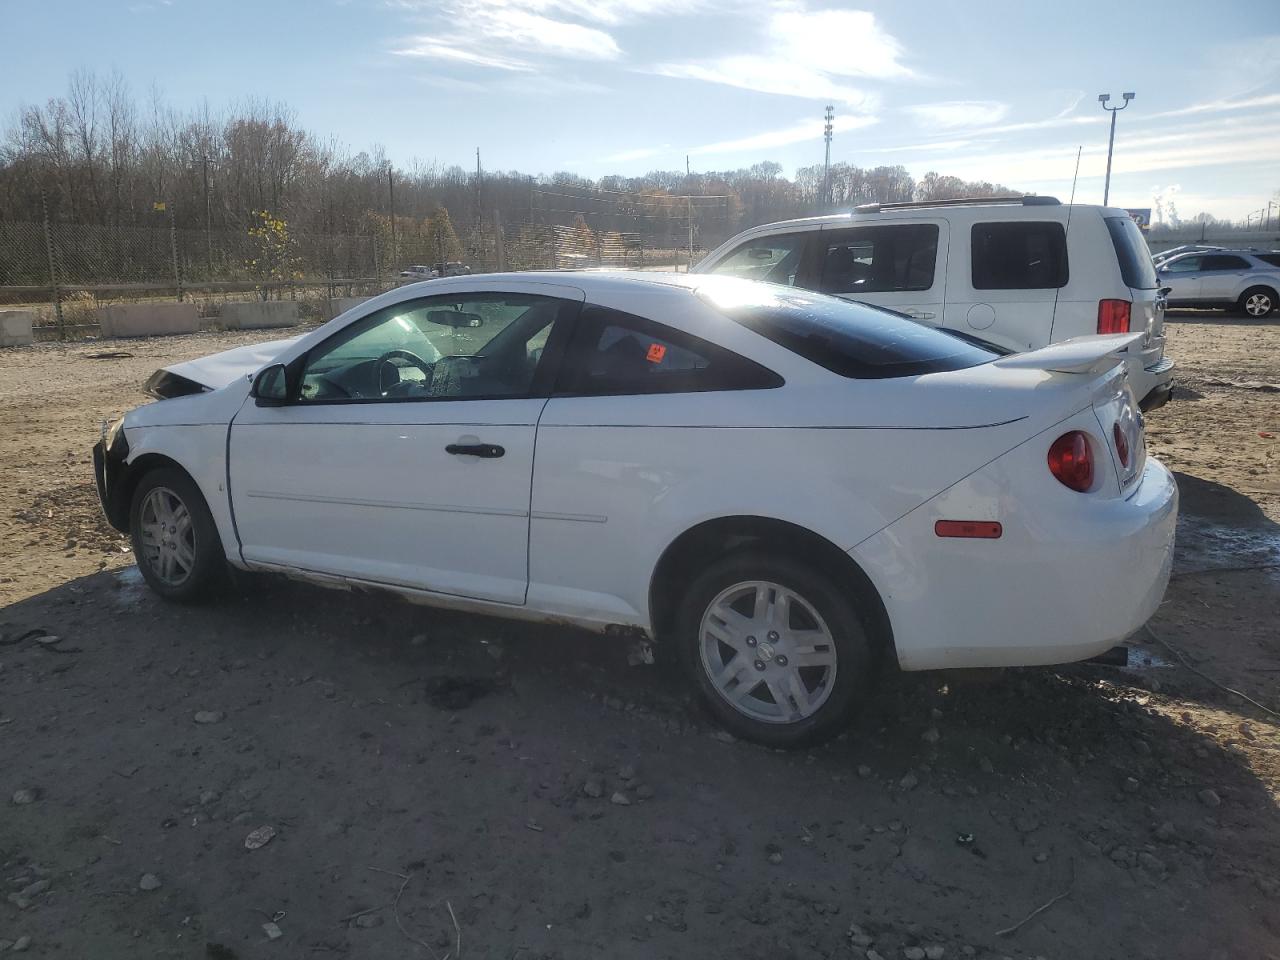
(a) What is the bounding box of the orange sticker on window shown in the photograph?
[646,343,667,363]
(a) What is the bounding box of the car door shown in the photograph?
[228,285,582,604]
[943,219,1068,352]
[812,220,948,324]
[1197,253,1252,303]
[1157,254,1204,304]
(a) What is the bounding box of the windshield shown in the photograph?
[696,278,998,379]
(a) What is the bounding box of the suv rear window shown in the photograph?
[1104,216,1158,289]
[697,280,997,379]
[1257,254,1280,268]
[971,221,1068,289]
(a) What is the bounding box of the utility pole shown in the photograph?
[1266,200,1277,231]
[1098,92,1135,207]
[201,154,214,276]
[387,165,397,269]
[823,105,834,209]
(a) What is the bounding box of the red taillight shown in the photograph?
[1113,422,1130,468]
[1047,431,1094,492]
[1098,299,1131,335]
[935,520,1003,539]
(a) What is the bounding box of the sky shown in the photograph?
[3,0,1278,222]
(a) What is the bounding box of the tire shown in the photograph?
[129,467,226,602]
[1238,286,1277,319]
[674,550,878,748]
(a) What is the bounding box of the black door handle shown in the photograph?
[446,443,505,458]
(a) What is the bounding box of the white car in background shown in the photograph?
[1156,250,1280,318]
[94,272,1177,746]
[696,196,1176,411]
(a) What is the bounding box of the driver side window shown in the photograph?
[297,293,571,403]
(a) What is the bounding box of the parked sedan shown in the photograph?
[1157,250,1280,317]
[94,273,1177,746]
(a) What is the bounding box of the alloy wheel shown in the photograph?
[138,486,196,586]
[698,580,838,724]
[1245,292,1273,317]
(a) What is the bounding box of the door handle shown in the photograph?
[446,443,505,458]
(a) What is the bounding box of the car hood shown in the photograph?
[148,337,297,398]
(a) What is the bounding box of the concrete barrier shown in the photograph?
[220,300,300,330]
[98,303,200,339]
[0,310,35,347]
[326,296,370,320]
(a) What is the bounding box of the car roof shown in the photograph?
[720,201,1129,238]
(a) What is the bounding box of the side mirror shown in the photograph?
[251,364,289,406]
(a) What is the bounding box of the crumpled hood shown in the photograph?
[152,337,297,396]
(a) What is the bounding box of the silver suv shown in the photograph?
[1157,250,1280,318]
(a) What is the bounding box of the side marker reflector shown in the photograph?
[935,520,1003,539]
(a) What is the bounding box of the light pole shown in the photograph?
[1266,200,1277,231]
[1098,91,1134,207]
[822,105,834,209]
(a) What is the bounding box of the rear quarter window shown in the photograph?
[1256,254,1280,269]
[1104,216,1158,289]
[971,221,1068,290]
[698,281,997,379]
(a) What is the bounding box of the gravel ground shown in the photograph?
[0,312,1277,960]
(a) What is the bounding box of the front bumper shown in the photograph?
[852,456,1179,671]
[93,428,131,533]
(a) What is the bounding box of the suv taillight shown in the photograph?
[1048,431,1093,492]
[1098,299,1131,335]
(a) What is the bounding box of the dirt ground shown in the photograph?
[0,312,1277,960]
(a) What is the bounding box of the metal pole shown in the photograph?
[41,190,64,337]
[687,196,694,272]
[202,154,213,277]
[823,105,834,209]
[1099,92,1133,207]
[1103,109,1117,207]
[388,166,397,269]
[494,209,506,272]
[169,201,182,302]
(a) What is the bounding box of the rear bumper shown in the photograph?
[852,456,1178,671]
[1127,351,1175,412]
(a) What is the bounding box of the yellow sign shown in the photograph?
[153,201,166,212]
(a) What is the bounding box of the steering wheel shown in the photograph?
[375,349,435,396]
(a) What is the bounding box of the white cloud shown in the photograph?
[392,0,624,72]
[651,5,909,106]
[602,144,670,162]
[393,39,534,71]
[654,57,875,108]
[906,100,1009,130]
[689,113,878,157]
[474,7,621,59]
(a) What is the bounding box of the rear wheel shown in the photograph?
[1239,286,1277,318]
[675,551,877,748]
[129,467,225,601]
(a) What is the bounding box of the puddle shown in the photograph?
[1174,514,1280,581]
[112,565,147,610]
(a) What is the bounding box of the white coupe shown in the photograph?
[94,273,1177,746]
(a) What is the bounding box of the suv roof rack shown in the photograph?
[853,195,1061,214]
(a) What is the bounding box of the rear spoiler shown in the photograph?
[991,333,1143,375]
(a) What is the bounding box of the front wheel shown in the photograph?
[129,467,226,601]
[675,551,878,748]
[1239,286,1277,318]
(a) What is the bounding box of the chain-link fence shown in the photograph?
[0,214,700,339]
